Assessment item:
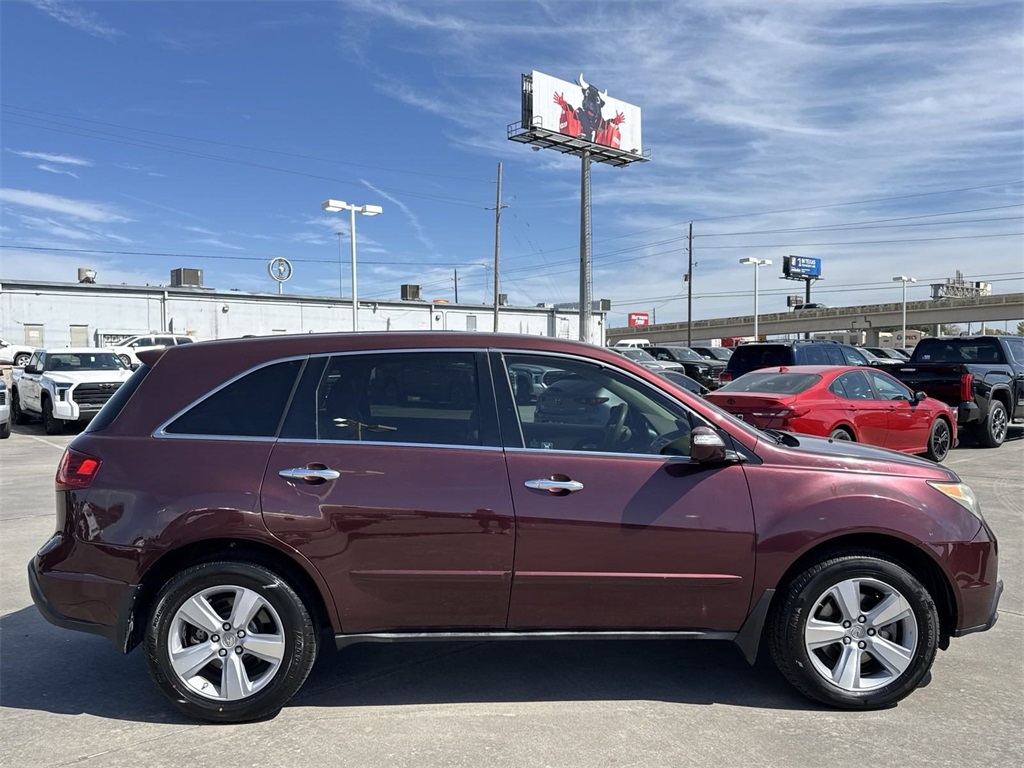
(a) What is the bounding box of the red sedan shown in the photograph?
[705,365,956,462]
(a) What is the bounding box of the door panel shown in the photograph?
[505,452,755,631]
[262,443,515,632]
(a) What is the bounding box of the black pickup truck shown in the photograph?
[891,336,1024,447]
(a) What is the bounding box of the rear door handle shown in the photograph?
[524,478,584,493]
[279,467,341,484]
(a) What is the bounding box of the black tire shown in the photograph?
[768,552,939,710]
[11,389,30,425]
[13,352,30,367]
[144,561,318,723]
[118,354,132,367]
[42,397,63,435]
[0,420,10,439]
[829,427,853,441]
[924,418,952,462]
[977,400,1008,448]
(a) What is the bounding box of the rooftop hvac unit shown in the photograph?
[77,267,97,284]
[171,268,204,287]
[400,284,422,301]
[499,293,508,306]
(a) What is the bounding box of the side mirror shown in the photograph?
[690,426,727,463]
[914,391,928,403]
[24,364,37,374]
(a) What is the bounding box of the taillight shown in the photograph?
[751,409,793,419]
[56,448,102,491]
[719,372,733,384]
[960,373,973,402]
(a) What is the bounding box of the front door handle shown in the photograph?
[524,478,585,493]
[279,467,341,484]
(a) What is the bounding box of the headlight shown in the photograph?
[54,384,72,401]
[928,481,984,522]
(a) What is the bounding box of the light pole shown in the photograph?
[322,200,383,332]
[740,257,772,340]
[892,275,916,348]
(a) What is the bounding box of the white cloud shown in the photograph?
[190,238,245,251]
[37,164,79,179]
[0,249,157,286]
[360,180,434,251]
[0,188,131,223]
[28,0,120,40]
[8,149,93,166]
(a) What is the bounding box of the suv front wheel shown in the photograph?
[768,553,939,709]
[144,561,318,723]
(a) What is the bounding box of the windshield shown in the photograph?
[718,372,821,394]
[663,346,704,362]
[47,353,126,371]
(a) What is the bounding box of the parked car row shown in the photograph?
[26,332,1000,723]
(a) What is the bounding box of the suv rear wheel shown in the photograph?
[768,553,939,709]
[144,561,318,723]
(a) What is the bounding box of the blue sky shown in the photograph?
[1,0,1021,328]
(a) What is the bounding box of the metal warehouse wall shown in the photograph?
[0,281,606,348]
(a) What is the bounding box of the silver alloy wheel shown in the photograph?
[804,577,918,692]
[168,585,286,701]
[829,429,852,441]
[990,405,1008,444]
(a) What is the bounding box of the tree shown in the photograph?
[941,323,962,336]
[1018,320,1024,336]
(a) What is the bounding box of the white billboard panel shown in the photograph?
[530,71,643,155]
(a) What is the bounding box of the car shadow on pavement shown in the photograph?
[1,606,826,721]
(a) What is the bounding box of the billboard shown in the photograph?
[527,71,643,155]
[784,256,822,278]
[628,312,650,327]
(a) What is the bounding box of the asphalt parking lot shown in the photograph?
[1,422,1021,768]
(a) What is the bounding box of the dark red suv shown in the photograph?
[29,333,1001,722]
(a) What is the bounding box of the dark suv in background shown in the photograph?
[29,333,1000,722]
[720,340,870,384]
[645,345,725,389]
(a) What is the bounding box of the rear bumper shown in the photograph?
[957,401,980,424]
[28,541,138,652]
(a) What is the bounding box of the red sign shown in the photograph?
[628,312,650,327]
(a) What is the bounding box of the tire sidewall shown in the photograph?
[145,561,316,723]
[927,418,951,462]
[778,556,938,709]
[983,401,1006,447]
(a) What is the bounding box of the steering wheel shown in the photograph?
[599,403,630,451]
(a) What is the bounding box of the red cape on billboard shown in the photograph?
[553,73,625,149]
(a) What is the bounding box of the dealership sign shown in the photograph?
[628,312,650,327]
[783,256,822,278]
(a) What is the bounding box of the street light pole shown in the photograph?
[322,200,383,332]
[740,258,772,339]
[893,275,917,348]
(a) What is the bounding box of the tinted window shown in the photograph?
[177,337,195,345]
[911,338,1005,364]
[1000,338,1024,364]
[719,372,820,394]
[728,345,791,375]
[165,359,303,437]
[313,352,485,447]
[47,352,125,371]
[834,371,873,400]
[505,354,701,457]
[800,345,832,365]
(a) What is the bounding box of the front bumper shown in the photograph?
[953,577,1002,637]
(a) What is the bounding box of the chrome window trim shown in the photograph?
[504,445,695,463]
[154,347,492,441]
[275,437,504,452]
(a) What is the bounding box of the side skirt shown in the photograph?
[336,629,737,651]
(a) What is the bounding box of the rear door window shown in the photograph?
[800,345,832,365]
[833,371,874,400]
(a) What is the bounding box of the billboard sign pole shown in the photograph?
[580,148,592,341]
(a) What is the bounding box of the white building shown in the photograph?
[0,277,608,349]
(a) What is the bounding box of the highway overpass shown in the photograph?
[607,292,1024,345]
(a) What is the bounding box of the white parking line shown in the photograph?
[24,434,68,451]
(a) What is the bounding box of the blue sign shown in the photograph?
[785,256,821,278]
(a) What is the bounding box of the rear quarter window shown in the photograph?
[163,359,303,437]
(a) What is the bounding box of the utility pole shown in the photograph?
[492,161,504,331]
[686,221,693,346]
[454,267,459,303]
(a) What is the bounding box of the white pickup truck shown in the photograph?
[11,348,133,434]
[0,337,35,367]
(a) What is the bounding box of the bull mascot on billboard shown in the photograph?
[553,73,625,148]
